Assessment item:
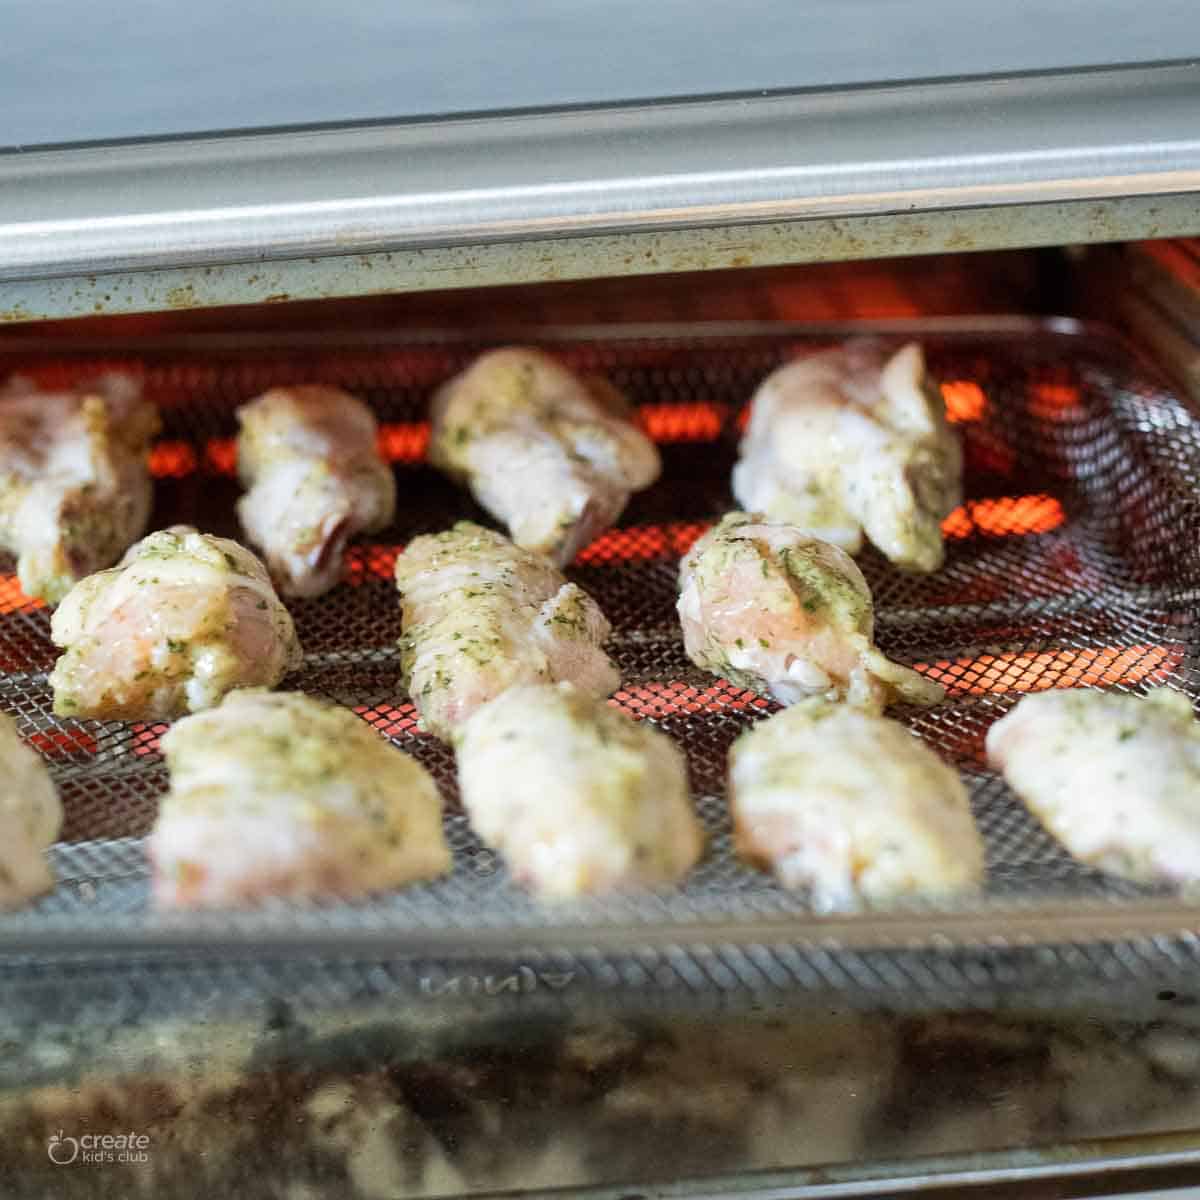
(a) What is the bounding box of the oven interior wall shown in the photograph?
[0,250,1052,342]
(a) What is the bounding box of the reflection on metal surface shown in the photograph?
[0,199,1198,326]
[3,985,1200,1197]
[2,67,1199,284]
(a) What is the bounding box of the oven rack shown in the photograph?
[0,319,1198,956]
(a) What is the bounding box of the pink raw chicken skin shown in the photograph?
[456,682,703,898]
[429,347,660,565]
[236,385,396,597]
[49,526,301,721]
[0,712,62,907]
[0,372,159,604]
[394,521,619,741]
[733,340,961,574]
[987,686,1200,887]
[677,512,942,712]
[150,689,449,908]
[729,700,983,910]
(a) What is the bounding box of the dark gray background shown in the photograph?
[2,0,1199,149]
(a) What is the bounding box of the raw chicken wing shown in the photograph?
[457,681,703,897]
[395,521,618,740]
[50,526,301,721]
[729,700,983,908]
[733,341,961,573]
[987,687,1200,886]
[677,512,942,710]
[236,385,396,597]
[0,373,159,604]
[429,347,660,565]
[150,689,449,907]
[0,713,62,906]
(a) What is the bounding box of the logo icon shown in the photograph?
[47,1131,79,1165]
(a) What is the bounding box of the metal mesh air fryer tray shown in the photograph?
[2,317,1199,955]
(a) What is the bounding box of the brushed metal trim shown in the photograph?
[2,194,1199,325]
[0,64,1198,286]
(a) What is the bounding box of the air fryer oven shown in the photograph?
[3,10,1200,1198]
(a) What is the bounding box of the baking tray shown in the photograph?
[1,317,1199,956]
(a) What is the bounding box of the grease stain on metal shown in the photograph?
[0,193,1196,324]
[165,284,197,309]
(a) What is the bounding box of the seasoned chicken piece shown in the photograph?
[236,385,396,597]
[729,700,983,909]
[395,521,619,740]
[987,687,1200,886]
[49,526,301,721]
[0,713,62,906]
[457,682,702,897]
[733,341,961,573]
[150,689,449,907]
[678,513,942,711]
[429,347,661,565]
[0,373,159,604]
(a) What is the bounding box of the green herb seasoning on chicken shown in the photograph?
[730,700,983,910]
[394,522,619,741]
[50,526,301,721]
[0,372,159,604]
[456,682,702,898]
[678,512,942,711]
[429,347,660,565]
[236,385,396,597]
[988,687,1200,887]
[733,341,961,574]
[150,689,449,907]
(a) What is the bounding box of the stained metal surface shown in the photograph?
[0,321,1198,957]
[0,65,1198,298]
[3,195,1199,326]
[9,972,1200,1196]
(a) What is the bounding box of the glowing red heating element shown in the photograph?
[7,361,145,392]
[577,522,710,565]
[917,644,1182,698]
[942,494,1065,539]
[0,575,42,614]
[354,703,425,738]
[205,438,238,476]
[350,524,705,579]
[344,545,403,583]
[148,441,199,479]
[636,404,726,442]
[28,728,98,758]
[574,498,1063,570]
[376,423,430,463]
[373,407,725,462]
[940,380,989,424]
[130,722,169,757]
[613,681,772,719]
[1031,381,1082,412]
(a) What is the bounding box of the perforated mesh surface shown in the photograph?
[2,321,1200,954]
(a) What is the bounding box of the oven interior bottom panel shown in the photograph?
[0,319,1198,953]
